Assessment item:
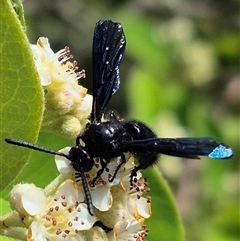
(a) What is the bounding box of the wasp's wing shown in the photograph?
[119,137,233,159]
[91,19,126,122]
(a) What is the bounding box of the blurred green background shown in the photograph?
[12,0,240,240]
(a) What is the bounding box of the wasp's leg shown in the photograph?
[91,157,107,185]
[93,221,113,233]
[109,153,126,182]
[130,165,141,186]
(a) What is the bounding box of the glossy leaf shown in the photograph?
[145,168,185,241]
[0,0,43,191]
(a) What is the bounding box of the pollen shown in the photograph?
[61,202,67,207]
[37,38,45,48]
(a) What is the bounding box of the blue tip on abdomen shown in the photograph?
[208,144,233,159]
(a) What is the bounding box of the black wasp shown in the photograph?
[5,20,233,216]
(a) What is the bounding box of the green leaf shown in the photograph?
[10,0,26,28]
[1,132,72,199]
[145,168,185,241]
[126,67,162,123]
[0,0,43,191]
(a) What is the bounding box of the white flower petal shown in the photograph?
[54,179,78,205]
[38,70,51,86]
[70,204,97,231]
[28,221,47,241]
[91,185,112,211]
[135,197,151,218]
[22,187,47,216]
[63,82,82,99]
[77,94,93,113]
[10,183,47,216]
[113,220,145,241]
[77,190,85,203]
[55,147,73,174]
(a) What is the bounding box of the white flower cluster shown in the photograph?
[10,180,96,240]
[31,37,92,138]
[10,152,151,240]
[8,38,152,240]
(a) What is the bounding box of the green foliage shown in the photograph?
[145,169,185,241]
[10,0,26,28]
[0,0,43,191]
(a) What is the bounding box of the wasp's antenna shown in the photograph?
[75,168,94,216]
[5,138,69,159]
[6,138,95,215]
